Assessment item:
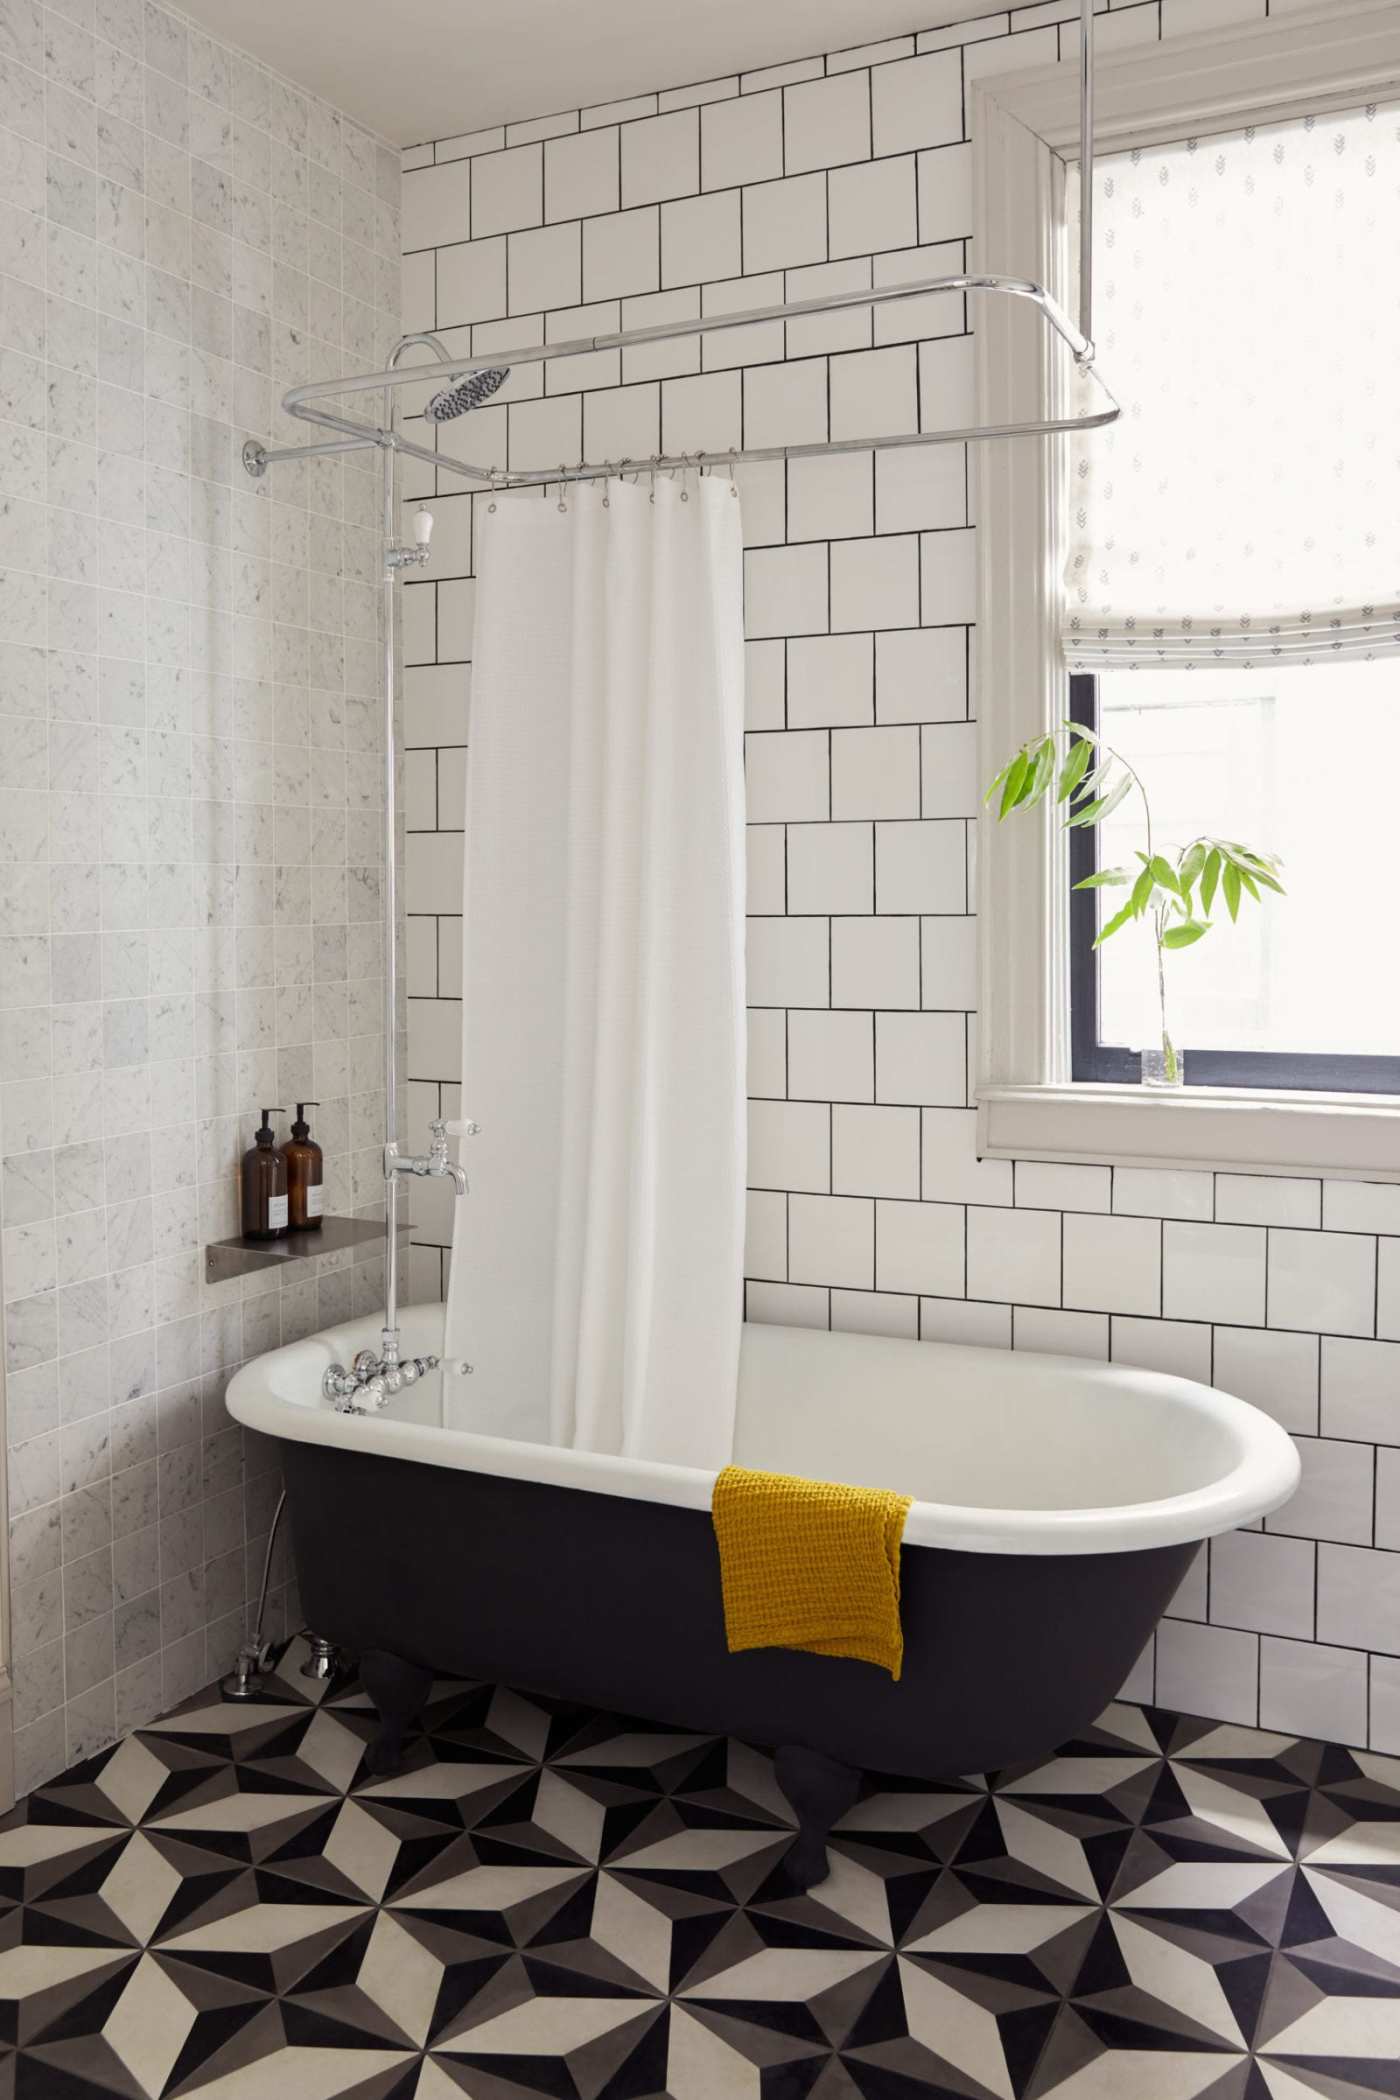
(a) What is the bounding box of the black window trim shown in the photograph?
[1068,673,1400,1096]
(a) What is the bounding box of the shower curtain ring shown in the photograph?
[557,463,568,513]
[487,466,501,513]
[648,453,661,503]
[681,449,695,500]
[728,448,739,496]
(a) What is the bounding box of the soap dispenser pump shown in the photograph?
[283,1101,323,1232]
[241,1109,288,1241]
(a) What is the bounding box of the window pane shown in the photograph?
[1093,663,1399,1056]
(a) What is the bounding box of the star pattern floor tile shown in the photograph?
[2,1641,1399,2099]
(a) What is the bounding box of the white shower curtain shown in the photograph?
[443,476,747,1469]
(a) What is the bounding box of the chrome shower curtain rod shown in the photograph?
[243,0,1116,487]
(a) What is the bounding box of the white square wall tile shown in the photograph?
[875,1012,964,1107]
[582,206,661,301]
[789,1192,873,1288]
[437,237,508,325]
[1212,1327,1319,1435]
[746,826,785,915]
[1155,1619,1259,1727]
[702,91,783,190]
[922,1108,1012,1206]
[745,917,828,1008]
[745,639,785,730]
[747,1007,786,1097]
[876,1198,965,1297]
[507,222,581,315]
[788,634,874,726]
[877,628,966,725]
[747,1280,828,1328]
[545,128,619,221]
[922,1296,1011,1348]
[1258,1637,1367,1748]
[1210,1530,1315,1639]
[917,141,973,244]
[1267,1437,1373,1547]
[876,445,967,533]
[966,1205,1060,1308]
[1375,1445,1400,1550]
[1215,1175,1321,1229]
[831,534,920,632]
[621,109,699,206]
[1014,1308,1107,1360]
[787,824,872,914]
[920,526,976,624]
[471,143,543,236]
[920,722,978,818]
[788,1011,873,1103]
[1015,1163,1110,1214]
[921,915,977,1011]
[403,161,470,250]
[830,347,917,444]
[872,51,962,154]
[832,1290,918,1341]
[1320,1336,1400,1443]
[1110,1317,1212,1384]
[831,917,920,1010]
[832,1103,919,1198]
[875,821,965,913]
[662,369,743,453]
[784,71,871,174]
[1162,1221,1266,1327]
[743,358,828,449]
[1323,1180,1400,1235]
[1317,1542,1400,1655]
[662,191,741,288]
[744,544,828,639]
[829,157,918,259]
[744,730,829,822]
[1113,1168,1214,1221]
[832,728,919,821]
[745,1188,787,1278]
[748,1098,829,1193]
[787,455,875,545]
[742,173,828,274]
[1062,1211,1161,1318]
[1267,1228,1375,1339]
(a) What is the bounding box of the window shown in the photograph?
[1063,97,1400,1096]
[1069,669,1400,1092]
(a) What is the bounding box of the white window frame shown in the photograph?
[973,0,1400,1180]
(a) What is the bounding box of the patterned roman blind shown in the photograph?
[1064,100,1400,670]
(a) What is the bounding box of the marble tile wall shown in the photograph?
[0,0,400,1793]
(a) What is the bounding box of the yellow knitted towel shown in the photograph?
[712,1465,913,1681]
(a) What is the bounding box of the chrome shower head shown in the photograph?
[426,368,511,421]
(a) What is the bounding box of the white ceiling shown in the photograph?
[185,0,990,147]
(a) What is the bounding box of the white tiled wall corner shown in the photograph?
[1,1,401,1795]
[400,0,1400,1760]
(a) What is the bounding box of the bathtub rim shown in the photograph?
[226,1305,1299,1556]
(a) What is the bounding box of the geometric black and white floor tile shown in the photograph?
[3,1639,1399,2099]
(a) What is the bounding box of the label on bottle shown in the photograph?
[267,1194,289,1230]
[306,1183,323,1219]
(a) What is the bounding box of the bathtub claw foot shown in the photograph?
[775,1744,861,1892]
[360,1649,434,1775]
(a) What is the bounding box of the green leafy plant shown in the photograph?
[985,721,1285,1085]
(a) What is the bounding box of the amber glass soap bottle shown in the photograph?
[283,1101,323,1231]
[241,1109,288,1241]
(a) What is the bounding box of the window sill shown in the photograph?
[978,1082,1400,1181]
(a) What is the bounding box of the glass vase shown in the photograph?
[1141,1038,1184,1089]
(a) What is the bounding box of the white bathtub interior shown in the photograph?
[228,1307,1299,1556]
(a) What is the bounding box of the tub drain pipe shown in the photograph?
[222,1489,287,1700]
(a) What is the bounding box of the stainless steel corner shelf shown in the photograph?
[205,1215,388,1284]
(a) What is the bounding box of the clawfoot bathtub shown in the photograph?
[226,1307,1297,1887]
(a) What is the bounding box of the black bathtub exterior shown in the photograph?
[281,1435,1192,1782]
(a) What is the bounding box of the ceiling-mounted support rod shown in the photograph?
[1079,0,1096,360]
